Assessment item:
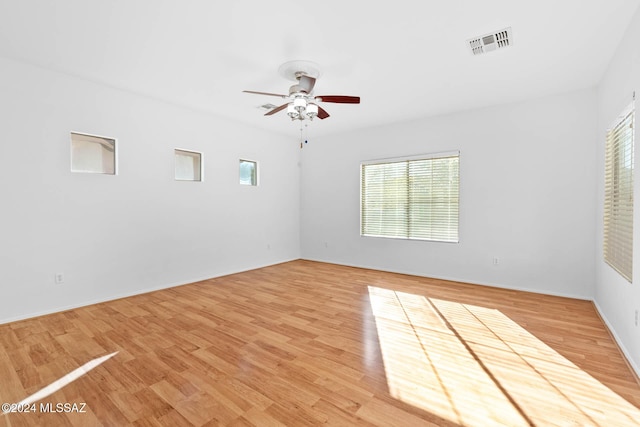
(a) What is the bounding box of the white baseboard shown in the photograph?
[304,257,640,380]
[593,300,640,380]
[7,257,638,383]
[301,257,592,300]
[0,258,299,326]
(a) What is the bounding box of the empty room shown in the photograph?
[1,1,640,426]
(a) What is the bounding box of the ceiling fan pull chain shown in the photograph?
[300,123,310,149]
[300,124,304,149]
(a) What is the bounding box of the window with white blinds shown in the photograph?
[361,152,459,242]
[604,103,635,282]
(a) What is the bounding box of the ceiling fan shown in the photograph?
[243,60,360,121]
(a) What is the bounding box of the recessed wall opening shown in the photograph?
[239,159,258,186]
[70,132,116,175]
[175,149,202,181]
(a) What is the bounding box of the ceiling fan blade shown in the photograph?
[264,103,289,116]
[243,90,288,98]
[317,106,330,119]
[298,75,316,93]
[316,95,360,104]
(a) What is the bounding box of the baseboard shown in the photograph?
[592,300,640,383]
[301,257,592,301]
[5,257,639,383]
[0,258,299,326]
[302,257,640,381]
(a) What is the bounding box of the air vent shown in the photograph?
[468,27,512,55]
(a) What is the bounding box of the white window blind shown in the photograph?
[604,103,635,282]
[361,153,459,242]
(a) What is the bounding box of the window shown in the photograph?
[71,132,116,174]
[239,159,257,186]
[361,152,459,242]
[604,102,635,282]
[175,149,202,181]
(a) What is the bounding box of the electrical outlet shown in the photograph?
[492,257,499,266]
[55,273,64,284]
[635,309,638,327]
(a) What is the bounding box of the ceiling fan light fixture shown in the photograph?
[287,103,299,119]
[293,97,306,112]
[306,103,318,119]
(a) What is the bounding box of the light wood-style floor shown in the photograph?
[1,260,639,426]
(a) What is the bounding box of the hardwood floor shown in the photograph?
[0,260,639,426]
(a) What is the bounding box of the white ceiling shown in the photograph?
[1,0,638,138]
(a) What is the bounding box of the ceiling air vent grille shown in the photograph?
[468,27,512,55]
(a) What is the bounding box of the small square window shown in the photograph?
[175,149,202,181]
[239,159,257,186]
[71,132,116,174]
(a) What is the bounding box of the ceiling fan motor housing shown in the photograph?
[289,84,304,95]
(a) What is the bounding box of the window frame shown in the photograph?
[239,159,258,186]
[603,101,635,282]
[360,151,460,243]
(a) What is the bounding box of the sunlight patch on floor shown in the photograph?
[367,286,640,427]
[11,351,118,410]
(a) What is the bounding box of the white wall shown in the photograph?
[595,5,640,375]
[0,57,301,324]
[301,89,597,299]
